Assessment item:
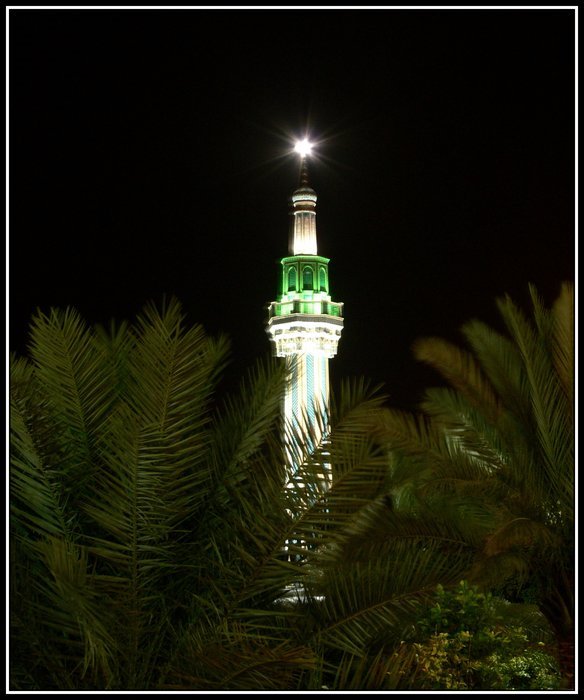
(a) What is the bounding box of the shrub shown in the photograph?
[406,581,560,690]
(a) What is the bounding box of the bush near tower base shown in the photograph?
[401,581,561,690]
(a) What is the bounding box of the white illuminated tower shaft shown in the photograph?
[266,156,344,473]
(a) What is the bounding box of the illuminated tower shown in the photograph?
[266,141,344,472]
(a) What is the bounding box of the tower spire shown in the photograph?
[290,150,318,256]
[299,154,310,188]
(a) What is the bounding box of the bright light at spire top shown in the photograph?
[294,139,313,158]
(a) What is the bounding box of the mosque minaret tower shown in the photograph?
[266,140,344,473]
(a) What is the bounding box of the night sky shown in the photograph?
[9,7,576,410]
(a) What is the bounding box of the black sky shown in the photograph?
[9,7,576,410]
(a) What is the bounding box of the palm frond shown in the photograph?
[128,298,230,429]
[413,336,502,424]
[307,537,471,658]
[33,536,117,684]
[375,406,501,486]
[460,319,531,425]
[82,407,176,686]
[116,298,233,536]
[497,292,573,514]
[208,355,288,494]
[311,434,388,519]
[323,646,407,690]
[550,282,574,411]
[330,376,388,431]
[27,307,113,493]
[469,550,532,589]
[93,318,134,408]
[484,517,559,558]
[420,387,511,469]
[10,395,74,543]
[166,628,316,690]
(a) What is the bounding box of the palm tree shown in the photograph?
[9,298,395,690]
[364,282,575,687]
[10,299,307,689]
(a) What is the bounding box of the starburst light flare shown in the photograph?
[294,139,313,157]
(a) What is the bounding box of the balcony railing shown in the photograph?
[268,300,344,319]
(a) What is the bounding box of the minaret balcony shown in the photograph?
[267,299,344,319]
[266,313,344,358]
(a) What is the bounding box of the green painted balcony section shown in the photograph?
[268,299,344,319]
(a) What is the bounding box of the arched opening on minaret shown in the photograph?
[319,266,327,292]
[302,266,313,290]
[288,267,297,291]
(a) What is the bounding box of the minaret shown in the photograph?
[266,141,344,474]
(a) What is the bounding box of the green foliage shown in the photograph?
[10,284,573,690]
[480,647,562,691]
[9,299,395,691]
[416,580,497,639]
[373,283,574,683]
[405,581,560,690]
[10,299,311,690]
